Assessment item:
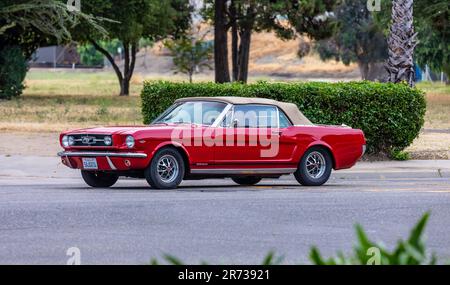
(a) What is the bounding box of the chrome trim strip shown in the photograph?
[211,103,233,127]
[65,155,73,168]
[58,151,147,158]
[105,156,117,170]
[190,168,297,175]
[276,106,280,128]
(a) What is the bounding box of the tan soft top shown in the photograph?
[175,96,313,125]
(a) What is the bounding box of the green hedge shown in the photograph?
[141,81,426,154]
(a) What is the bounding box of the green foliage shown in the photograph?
[203,0,337,39]
[0,45,27,99]
[77,40,122,66]
[70,0,191,44]
[261,251,284,265]
[141,81,426,155]
[390,149,411,161]
[315,0,387,80]
[0,0,108,57]
[202,0,337,82]
[310,213,436,265]
[414,21,450,80]
[164,28,213,83]
[412,0,449,79]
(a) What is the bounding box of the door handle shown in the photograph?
[272,130,283,135]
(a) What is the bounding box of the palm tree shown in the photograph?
[385,0,418,87]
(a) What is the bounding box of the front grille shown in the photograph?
[69,134,112,147]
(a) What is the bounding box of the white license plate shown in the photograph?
[82,157,98,170]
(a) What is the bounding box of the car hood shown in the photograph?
[63,124,198,136]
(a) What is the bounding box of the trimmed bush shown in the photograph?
[0,46,28,100]
[141,81,426,154]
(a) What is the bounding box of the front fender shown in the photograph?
[148,141,191,165]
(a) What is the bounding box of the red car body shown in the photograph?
[58,97,366,188]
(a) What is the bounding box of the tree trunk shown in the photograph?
[189,70,193,83]
[90,39,124,95]
[90,39,137,96]
[358,61,370,80]
[385,0,417,87]
[214,0,230,83]
[230,1,239,81]
[120,78,130,96]
[443,63,450,85]
[237,28,252,83]
[122,43,130,96]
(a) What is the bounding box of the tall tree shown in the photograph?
[376,0,449,82]
[204,0,337,83]
[70,0,192,96]
[214,0,231,83]
[164,26,213,83]
[385,0,417,86]
[314,0,388,81]
[0,0,106,99]
[414,0,449,82]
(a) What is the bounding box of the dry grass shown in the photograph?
[417,82,450,129]
[0,70,143,132]
[248,34,357,75]
[404,82,450,159]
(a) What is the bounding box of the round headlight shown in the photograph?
[125,135,135,148]
[104,136,112,146]
[62,135,69,147]
[68,136,75,146]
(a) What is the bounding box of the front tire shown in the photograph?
[294,147,332,186]
[81,171,119,188]
[231,176,262,186]
[145,147,185,189]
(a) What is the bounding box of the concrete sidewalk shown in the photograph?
[0,155,449,180]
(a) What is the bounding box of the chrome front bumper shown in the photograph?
[57,151,147,158]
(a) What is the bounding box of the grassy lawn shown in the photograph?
[0,70,449,134]
[0,70,143,132]
[416,82,450,129]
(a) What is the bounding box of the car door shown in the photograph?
[163,101,227,165]
[213,104,294,167]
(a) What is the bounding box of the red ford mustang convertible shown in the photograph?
[58,97,366,189]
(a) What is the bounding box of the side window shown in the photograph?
[233,105,278,128]
[278,109,292,128]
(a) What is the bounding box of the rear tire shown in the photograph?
[81,171,118,188]
[231,176,262,186]
[145,147,185,189]
[294,147,332,186]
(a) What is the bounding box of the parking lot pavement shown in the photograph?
[0,155,449,264]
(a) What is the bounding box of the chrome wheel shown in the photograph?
[305,151,326,179]
[157,154,179,183]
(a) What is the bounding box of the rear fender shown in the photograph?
[303,141,337,169]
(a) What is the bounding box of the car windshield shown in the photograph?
[153,101,227,126]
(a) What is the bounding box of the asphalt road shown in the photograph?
[0,155,450,264]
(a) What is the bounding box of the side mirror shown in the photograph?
[232,119,239,128]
